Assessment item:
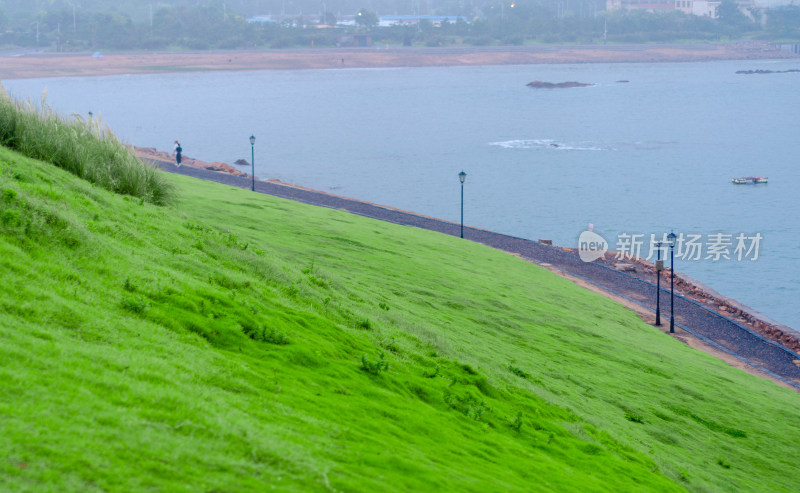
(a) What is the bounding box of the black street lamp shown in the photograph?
[458,171,466,238]
[667,231,677,333]
[655,240,663,326]
[249,135,256,191]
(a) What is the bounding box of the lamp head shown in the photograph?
[667,231,677,247]
[458,171,466,184]
[249,135,256,146]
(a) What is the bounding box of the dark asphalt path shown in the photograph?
[158,162,800,389]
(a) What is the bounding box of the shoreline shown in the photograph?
[149,157,800,389]
[535,262,800,391]
[2,42,799,79]
[591,249,800,350]
[7,43,797,386]
[143,146,800,370]
[133,147,247,176]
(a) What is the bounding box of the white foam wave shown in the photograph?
[488,139,612,151]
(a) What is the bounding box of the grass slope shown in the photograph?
[1,146,799,492]
[0,94,172,205]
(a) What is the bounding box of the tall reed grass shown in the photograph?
[0,91,173,205]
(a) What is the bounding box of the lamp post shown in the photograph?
[667,231,677,333]
[249,135,256,191]
[458,171,466,238]
[655,241,663,326]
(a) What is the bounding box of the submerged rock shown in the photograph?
[736,69,800,74]
[526,80,594,89]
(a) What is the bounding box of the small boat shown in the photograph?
[731,176,768,184]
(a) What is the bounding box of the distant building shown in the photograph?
[246,15,280,23]
[607,0,715,17]
[246,14,321,26]
[378,15,466,27]
[692,0,721,17]
[608,0,795,17]
[674,0,694,14]
[606,0,674,11]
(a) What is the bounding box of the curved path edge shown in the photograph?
[154,161,800,390]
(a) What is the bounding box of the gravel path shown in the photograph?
[158,161,800,389]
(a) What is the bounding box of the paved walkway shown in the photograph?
[158,162,800,389]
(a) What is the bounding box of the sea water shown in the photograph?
[5,58,800,329]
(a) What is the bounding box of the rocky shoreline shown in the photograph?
[133,146,248,177]
[593,251,800,356]
[735,68,800,74]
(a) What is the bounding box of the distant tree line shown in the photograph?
[0,0,798,51]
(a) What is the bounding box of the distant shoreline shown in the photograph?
[2,42,798,79]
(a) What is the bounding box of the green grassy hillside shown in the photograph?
[1,146,799,492]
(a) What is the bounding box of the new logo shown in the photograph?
[578,225,608,262]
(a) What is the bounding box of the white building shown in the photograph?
[692,0,721,17]
[608,0,794,17]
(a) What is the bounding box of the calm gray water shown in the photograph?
[6,59,800,329]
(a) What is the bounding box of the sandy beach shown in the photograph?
[1,42,797,79]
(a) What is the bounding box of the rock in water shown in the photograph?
[526,80,594,89]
